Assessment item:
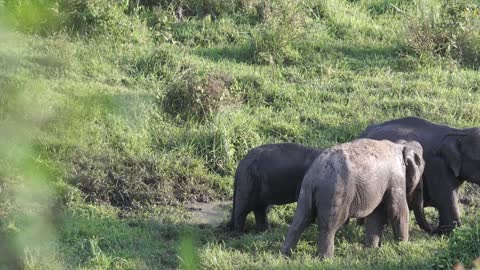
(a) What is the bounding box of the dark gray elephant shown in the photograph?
[228,143,323,232]
[281,139,425,258]
[360,116,480,234]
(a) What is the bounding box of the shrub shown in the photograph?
[249,0,305,65]
[305,0,383,40]
[133,47,178,80]
[405,0,480,67]
[2,0,62,34]
[233,74,266,105]
[190,113,262,175]
[59,0,150,42]
[134,0,260,19]
[432,220,480,269]
[163,68,241,120]
[171,15,245,46]
[367,0,412,16]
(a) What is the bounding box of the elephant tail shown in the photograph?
[227,169,239,230]
[228,157,254,231]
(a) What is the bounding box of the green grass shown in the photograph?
[1,0,480,269]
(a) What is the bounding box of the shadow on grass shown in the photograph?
[58,207,289,269]
[193,41,417,78]
[56,204,439,270]
[193,44,255,64]
[58,208,183,269]
[301,42,416,74]
[334,45,410,71]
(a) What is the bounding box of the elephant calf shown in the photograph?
[229,143,323,232]
[281,139,425,258]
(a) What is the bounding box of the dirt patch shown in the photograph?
[185,201,231,227]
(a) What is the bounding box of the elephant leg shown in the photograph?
[424,159,462,234]
[281,193,313,256]
[386,188,410,242]
[316,208,347,259]
[316,227,337,259]
[436,189,462,234]
[364,207,387,248]
[233,199,251,232]
[388,190,409,242]
[254,205,270,232]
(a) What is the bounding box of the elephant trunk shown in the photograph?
[411,180,436,233]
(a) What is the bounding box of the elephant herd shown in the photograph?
[227,117,480,258]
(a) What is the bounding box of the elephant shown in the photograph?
[228,143,323,232]
[281,139,425,258]
[360,116,480,234]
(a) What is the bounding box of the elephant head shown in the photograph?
[439,128,480,184]
[397,140,431,232]
[401,141,425,196]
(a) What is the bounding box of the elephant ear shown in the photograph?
[403,146,423,194]
[439,137,462,177]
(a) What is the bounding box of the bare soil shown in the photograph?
[185,201,231,227]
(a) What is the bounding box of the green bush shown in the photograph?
[172,15,246,46]
[163,68,242,121]
[233,74,267,105]
[134,0,260,19]
[190,113,262,175]
[249,0,305,65]
[133,47,178,80]
[366,0,412,16]
[59,0,150,42]
[405,0,480,67]
[2,0,63,34]
[432,220,480,269]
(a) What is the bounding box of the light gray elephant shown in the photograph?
[281,139,425,258]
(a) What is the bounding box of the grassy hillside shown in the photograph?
[1,0,480,269]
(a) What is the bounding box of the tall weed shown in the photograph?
[432,220,480,269]
[250,0,306,65]
[163,68,242,121]
[405,0,480,67]
[2,0,62,34]
[60,0,150,42]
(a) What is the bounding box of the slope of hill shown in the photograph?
[1,0,480,269]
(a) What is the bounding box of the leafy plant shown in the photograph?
[405,0,480,66]
[163,68,241,120]
[432,220,480,269]
[59,0,150,42]
[2,0,62,34]
[249,0,305,65]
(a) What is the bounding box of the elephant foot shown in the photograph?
[225,220,234,230]
[433,226,453,235]
[281,247,293,257]
[433,221,462,235]
[255,222,270,232]
[364,239,382,248]
[416,222,434,234]
[316,251,333,260]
